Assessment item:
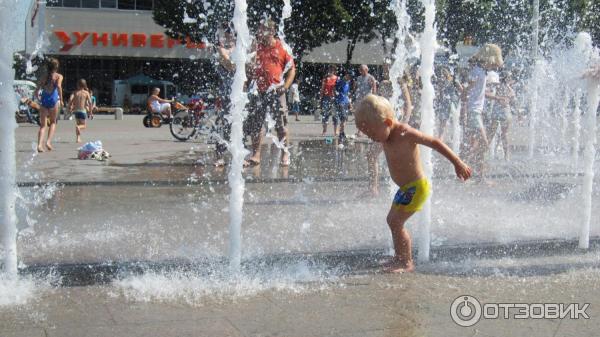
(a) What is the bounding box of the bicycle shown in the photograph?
[169,99,222,142]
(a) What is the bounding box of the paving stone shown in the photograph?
[0,328,46,337]
[45,318,243,337]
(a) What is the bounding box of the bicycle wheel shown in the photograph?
[196,113,217,136]
[170,110,197,141]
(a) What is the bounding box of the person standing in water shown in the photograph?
[353,64,377,138]
[461,43,504,181]
[35,58,64,152]
[355,94,471,272]
[213,23,236,167]
[320,65,339,136]
[289,78,301,122]
[244,18,296,167]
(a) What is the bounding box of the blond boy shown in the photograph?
[355,94,472,272]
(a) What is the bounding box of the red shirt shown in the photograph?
[254,39,294,93]
[322,75,338,97]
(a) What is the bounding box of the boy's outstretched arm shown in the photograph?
[405,127,472,181]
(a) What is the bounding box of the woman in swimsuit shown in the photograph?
[36,58,64,152]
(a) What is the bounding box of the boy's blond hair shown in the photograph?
[355,94,395,126]
[471,43,503,68]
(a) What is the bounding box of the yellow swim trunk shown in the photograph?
[392,177,431,212]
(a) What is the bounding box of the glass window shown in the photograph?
[100,0,116,8]
[63,0,81,7]
[131,85,149,95]
[117,0,135,9]
[81,0,100,8]
[135,0,153,10]
[166,84,177,99]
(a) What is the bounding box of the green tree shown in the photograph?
[339,0,397,64]
[152,0,350,63]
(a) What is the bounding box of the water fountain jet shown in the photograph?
[417,0,437,262]
[227,0,251,272]
[0,0,21,278]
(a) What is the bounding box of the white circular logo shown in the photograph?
[450,295,482,327]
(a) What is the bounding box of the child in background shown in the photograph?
[289,78,301,122]
[486,70,515,160]
[335,71,352,141]
[461,43,504,180]
[89,89,97,119]
[68,79,93,143]
[320,65,339,136]
[36,57,64,152]
[355,94,471,272]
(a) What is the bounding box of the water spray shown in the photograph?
[417,0,437,262]
[227,0,251,272]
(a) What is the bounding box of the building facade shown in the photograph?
[26,0,392,106]
[26,0,214,105]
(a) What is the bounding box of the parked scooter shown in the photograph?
[15,97,41,125]
[143,100,188,128]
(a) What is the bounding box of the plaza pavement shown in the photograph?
[2,114,600,337]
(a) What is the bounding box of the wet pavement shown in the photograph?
[3,114,600,336]
[2,266,600,337]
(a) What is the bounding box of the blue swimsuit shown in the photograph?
[40,76,59,109]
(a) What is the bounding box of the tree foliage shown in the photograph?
[153,0,351,63]
[153,0,600,66]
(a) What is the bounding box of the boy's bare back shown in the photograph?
[71,90,91,111]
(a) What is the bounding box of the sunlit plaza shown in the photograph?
[1,0,600,336]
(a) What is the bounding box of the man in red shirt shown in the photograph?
[245,19,296,167]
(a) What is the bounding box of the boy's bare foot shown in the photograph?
[76,137,82,143]
[383,258,415,273]
[46,142,53,151]
[37,146,45,153]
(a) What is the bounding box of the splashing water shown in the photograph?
[25,1,49,76]
[528,0,540,158]
[577,34,600,248]
[265,113,289,155]
[385,0,411,253]
[388,0,410,119]
[0,0,20,278]
[0,274,50,307]
[182,9,197,24]
[417,0,437,262]
[261,0,295,156]
[278,0,293,56]
[227,0,251,272]
[113,261,339,305]
[580,78,599,248]
[572,89,583,166]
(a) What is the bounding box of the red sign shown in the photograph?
[54,31,207,52]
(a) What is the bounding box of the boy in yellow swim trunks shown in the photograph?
[355,94,472,273]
